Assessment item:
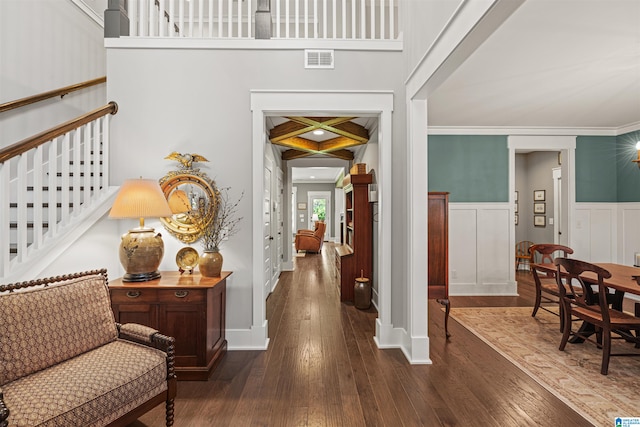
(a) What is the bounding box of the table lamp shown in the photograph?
[109,178,173,282]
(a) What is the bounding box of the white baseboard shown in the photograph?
[226,321,270,350]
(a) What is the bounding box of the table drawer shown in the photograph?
[110,289,158,303]
[157,289,206,303]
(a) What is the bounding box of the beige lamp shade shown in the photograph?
[168,189,192,214]
[109,178,173,223]
[109,178,172,282]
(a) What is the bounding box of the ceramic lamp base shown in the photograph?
[119,228,165,282]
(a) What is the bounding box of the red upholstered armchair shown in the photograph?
[295,221,326,253]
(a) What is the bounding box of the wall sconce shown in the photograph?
[109,178,173,282]
[633,141,640,168]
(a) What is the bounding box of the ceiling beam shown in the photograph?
[318,136,366,152]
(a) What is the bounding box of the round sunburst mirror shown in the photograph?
[159,167,218,244]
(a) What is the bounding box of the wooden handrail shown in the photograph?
[0,76,106,114]
[0,102,118,163]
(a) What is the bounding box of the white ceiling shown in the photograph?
[428,0,640,132]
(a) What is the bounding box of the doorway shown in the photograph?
[250,90,394,351]
[307,191,331,235]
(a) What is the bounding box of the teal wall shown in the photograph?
[575,136,617,202]
[428,135,508,202]
[616,131,640,202]
[428,132,640,204]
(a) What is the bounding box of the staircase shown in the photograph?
[0,103,119,283]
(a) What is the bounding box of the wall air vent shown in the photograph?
[305,50,334,69]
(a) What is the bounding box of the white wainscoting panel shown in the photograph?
[449,203,517,296]
[572,204,616,262]
[619,204,640,266]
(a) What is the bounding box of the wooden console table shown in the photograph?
[109,271,230,381]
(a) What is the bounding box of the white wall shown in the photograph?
[104,46,406,343]
[0,0,107,147]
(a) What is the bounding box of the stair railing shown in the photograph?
[124,0,398,40]
[0,102,118,278]
[0,77,106,114]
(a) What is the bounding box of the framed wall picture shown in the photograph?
[534,215,546,227]
[515,214,519,225]
[534,190,545,201]
[515,191,518,202]
[515,203,518,213]
[534,202,546,214]
[297,202,307,210]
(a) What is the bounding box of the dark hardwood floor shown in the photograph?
[132,244,590,426]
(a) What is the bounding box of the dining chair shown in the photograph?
[554,257,640,375]
[530,244,574,330]
[515,240,534,271]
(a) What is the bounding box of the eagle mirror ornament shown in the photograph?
[159,152,219,244]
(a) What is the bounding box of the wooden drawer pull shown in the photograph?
[175,290,189,298]
[126,291,141,298]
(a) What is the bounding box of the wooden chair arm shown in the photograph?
[0,388,9,427]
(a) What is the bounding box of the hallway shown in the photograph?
[134,249,588,426]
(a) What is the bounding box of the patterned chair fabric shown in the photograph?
[0,270,176,427]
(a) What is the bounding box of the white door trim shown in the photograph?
[251,90,394,351]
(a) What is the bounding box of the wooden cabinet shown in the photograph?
[109,271,230,380]
[428,192,450,336]
[336,173,373,302]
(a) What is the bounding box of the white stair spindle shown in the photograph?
[351,0,355,39]
[304,0,308,38]
[0,161,9,275]
[189,0,194,37]
[390,0,394,39]
[169,0,176,37]
[179,0,185,37]
[208,0,213,37]
[295,0,299,38]
[360,0,365,39]
[237,0,241,37]
[73,128,82,215]
[102,115,110,194]
[60,134,71,225]
[276,0,281,38]
[84,123,93,207]
[47,140,57,236]
[16,154,28,262]
[159,0,166,36]
[218,0,223,37]
[370,0,375,39]
[32,146,44,250]
[247,0,251,39]
[198,0,204,37]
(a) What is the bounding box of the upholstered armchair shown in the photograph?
[295,221,326,253]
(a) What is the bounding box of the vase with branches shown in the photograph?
[197,187,244,277]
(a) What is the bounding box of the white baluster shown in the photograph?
[295,0,299,38]
[304,0,308,38]
[73,128,82,215]
[32,146,43,250]
[247,0,251,39]
[84,123,93,207]
[0,161,9,275]
[360,0,365,39]
[351,0,355,39]
[159,0,166,36]
[227,0,232,37]
[169,0,176,36]
[313,0,317,38]
[286,0,290,38]
[140,0,147,36]
[380,0,385,39]
[323,0,327,38]
[199,0,204,37]
[102,116,110,194]
[218,0,223,37]
[237,0,241,37]
[189,0,194,37]
[16,154,27,262]
[276,0,281,38]
[208,0,214,37]
[47,140,57,236]
[389,0,394,40]
[179,0,185,37]
[60,134,71,226]
[370,0,375,39]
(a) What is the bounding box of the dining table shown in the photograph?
[531,261,640,343]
